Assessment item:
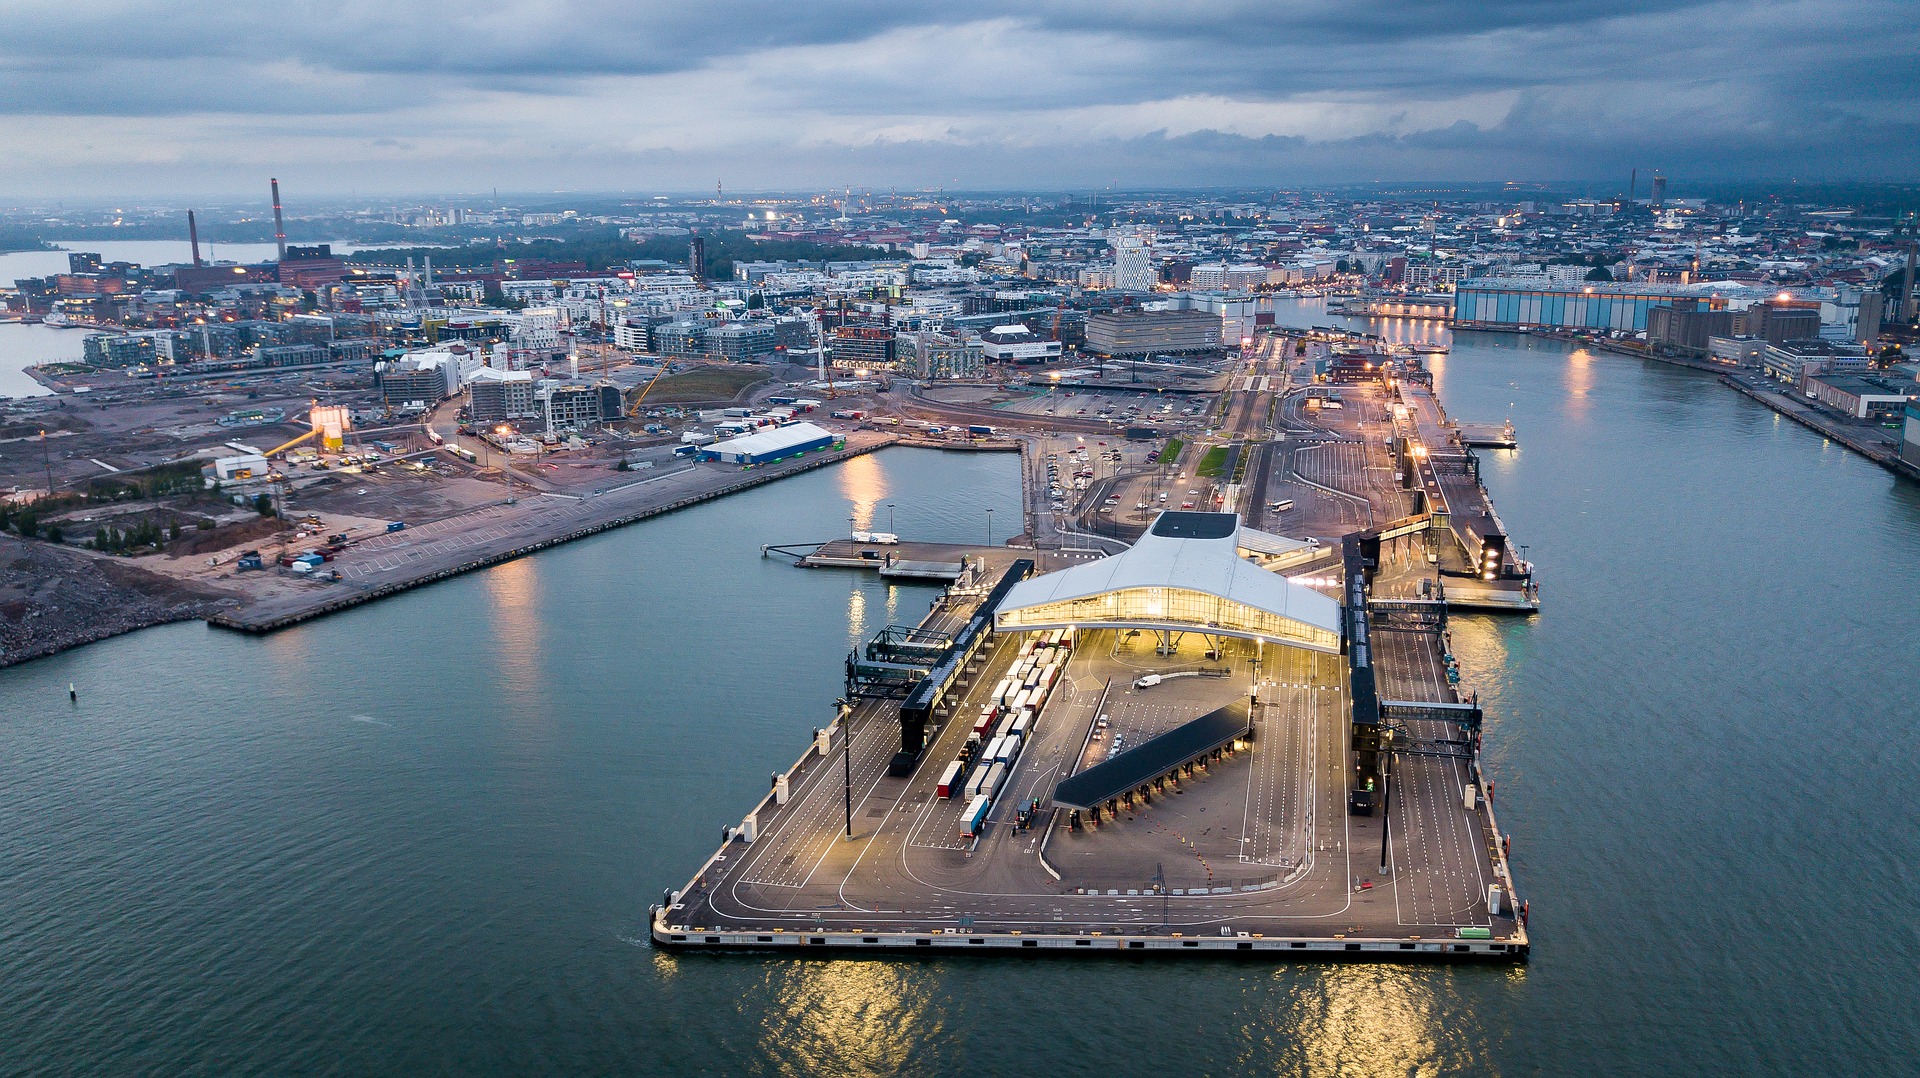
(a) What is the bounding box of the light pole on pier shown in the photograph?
[985,507,994,548]
[1378,730,1395,876]
[837,699,854,841]
[887,502,895,535]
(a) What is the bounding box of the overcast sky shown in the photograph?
[2,0,1914,199]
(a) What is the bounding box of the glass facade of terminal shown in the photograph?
[996,586,1341,653]
[1453,284,1726,333]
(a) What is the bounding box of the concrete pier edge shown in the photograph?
[208,437,900,635]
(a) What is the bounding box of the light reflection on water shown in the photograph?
[0,353,1916,1075]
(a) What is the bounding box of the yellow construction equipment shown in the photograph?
[264,428,319,458]
[626,363,671,416]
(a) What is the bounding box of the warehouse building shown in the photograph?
[699,421,838,465]
[1802,374,1917,421]
[1453,279,1736,333]
[1647,299,1734,357]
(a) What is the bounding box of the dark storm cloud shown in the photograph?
[0,0,1912,194]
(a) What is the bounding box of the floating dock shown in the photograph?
[768,538,991,582]
[1456,421,1518,449]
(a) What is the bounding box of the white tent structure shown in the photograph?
[994,511,1341,653]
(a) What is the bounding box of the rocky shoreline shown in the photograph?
[0,536,240,669]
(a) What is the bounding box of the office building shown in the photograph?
[831,326,897,370]
[979,324,1062,364]
[1113,235,1155,292]
[1706,336,1767,367]
[1760,339,1870,388]
[653,320,707,359]
[1084,309,1223,356]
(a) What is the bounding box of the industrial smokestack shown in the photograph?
[270,177,287,261]
[188,210,203,267]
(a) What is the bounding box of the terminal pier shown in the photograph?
[654,509,1528,960]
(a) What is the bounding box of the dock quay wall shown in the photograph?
[1720,376,1920,484]
[1488,328,1916,484]
[649,912,1527,961]
[208,437,900,634]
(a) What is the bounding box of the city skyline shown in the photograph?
[2,0,1916,198]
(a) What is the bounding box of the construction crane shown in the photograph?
[818,318,839,400]
[625,362,672,417]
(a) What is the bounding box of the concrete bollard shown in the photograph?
[775,774,790,806]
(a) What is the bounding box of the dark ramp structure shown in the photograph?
[1054,699,1251,811]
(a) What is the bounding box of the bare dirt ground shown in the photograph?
[0,535,241,668]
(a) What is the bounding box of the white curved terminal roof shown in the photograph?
[995,511,1342,652]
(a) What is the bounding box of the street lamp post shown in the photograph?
[887,502,896,535]
[1378,731,1395,875]
[837,700,854,840]
[985,507,994,548]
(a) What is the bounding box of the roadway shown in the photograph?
[672,611,1505,939]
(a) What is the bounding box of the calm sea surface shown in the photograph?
[1,304,1916,1074]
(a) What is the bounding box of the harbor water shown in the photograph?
[3,318,1918,1073]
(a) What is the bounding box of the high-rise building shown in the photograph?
[688,237,706,282]
[1651,172,1668,210]
[1112,234,1155,292]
